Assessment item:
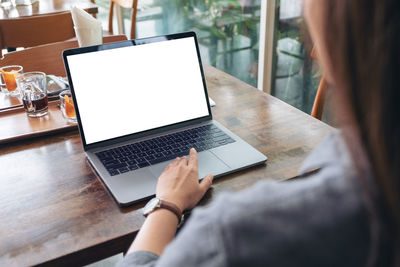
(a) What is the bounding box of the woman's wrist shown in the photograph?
[129,205,179,255]
[148,208,180,225]
[157,195,185,212]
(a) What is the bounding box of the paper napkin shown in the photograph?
[71,6,102,47]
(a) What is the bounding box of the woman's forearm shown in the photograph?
[127,209,179,255]
[126,151,213,256]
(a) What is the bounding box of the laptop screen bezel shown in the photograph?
[62,31,212,151]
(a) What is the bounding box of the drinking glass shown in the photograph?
[0,65,23,96]
[59,90,77,123]
[16,72,48,117]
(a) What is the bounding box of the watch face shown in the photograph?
[142,198,160,215]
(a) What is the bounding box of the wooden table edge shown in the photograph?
[38,232,137,267]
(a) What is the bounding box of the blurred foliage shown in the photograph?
[186,0,259,40]
[147,0,260,40]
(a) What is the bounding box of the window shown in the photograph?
[272,0,320,113]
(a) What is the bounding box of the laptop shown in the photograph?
[62,31,267,206]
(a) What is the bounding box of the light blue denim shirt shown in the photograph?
[117,131,376,267]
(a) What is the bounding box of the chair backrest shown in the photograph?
[0,12,76,57]
[108,0,138,39]
[0,35,128,77]
[310,47,329,120]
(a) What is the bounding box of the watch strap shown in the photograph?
[144,198,183,224]
[159,199,183,223]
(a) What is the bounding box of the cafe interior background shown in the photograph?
[91,0,325,120]
[1,0,328,122]
[1,0,331,265]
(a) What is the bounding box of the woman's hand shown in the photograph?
[156,148,214,211]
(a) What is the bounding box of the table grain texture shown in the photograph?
[0,64,332,266]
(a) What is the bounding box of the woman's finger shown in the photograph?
[199,174,214,193]
[171,157,180,166]
[188,148,198,167]
[179,156,188,166]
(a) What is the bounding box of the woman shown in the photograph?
[118,0,399,266]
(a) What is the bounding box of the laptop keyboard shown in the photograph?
[95,124,235,176]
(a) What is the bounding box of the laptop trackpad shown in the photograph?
[149,151,230,179]
[107,168,158,205]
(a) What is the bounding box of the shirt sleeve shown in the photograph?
[117,251,159,267]
[118,198,229,267]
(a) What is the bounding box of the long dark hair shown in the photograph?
[320,0,400,265]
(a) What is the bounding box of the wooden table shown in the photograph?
[0,64,333,266]
[0,0,98,19]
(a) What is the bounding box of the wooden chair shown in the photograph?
[0,12,76,58]
[310,47,329,120]
[0,35,128,77]
[108,0,138,39]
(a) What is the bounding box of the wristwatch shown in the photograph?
[142,197,183,224]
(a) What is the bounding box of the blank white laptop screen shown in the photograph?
[66,37,209,145]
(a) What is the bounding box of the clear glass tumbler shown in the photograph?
[16,72,48,117]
